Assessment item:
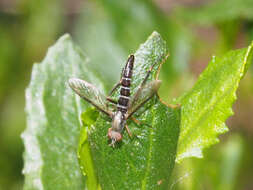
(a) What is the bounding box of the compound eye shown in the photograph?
[111,131,122,141]
[108,128,122,142]
[118,133,122,141]
[116,133,122,141]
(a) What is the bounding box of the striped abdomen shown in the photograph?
[117,55,134,113]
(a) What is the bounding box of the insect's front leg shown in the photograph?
[107,66,124,96]
[131,117,152,128]
[107,80,122,97]
[106,97,118,105]
[106,67,124,107]
[106,85,119,108]
[125,124,132,138]
[125,120,150,142]
[125,124,142,142]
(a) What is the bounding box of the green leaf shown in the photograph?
[22,34,104,189]
[78,108,100,190]
[175,41,253,162]
[78,32,181,189]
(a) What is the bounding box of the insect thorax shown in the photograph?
[111,111,126,132]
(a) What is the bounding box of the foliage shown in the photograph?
[175,42,253,162]
[22,34,91,189]
[78,32,180,189]
[23,31,181,189]
[1,0,253,189]
[22,27,253,189]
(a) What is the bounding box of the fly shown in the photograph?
[68,55,161,147]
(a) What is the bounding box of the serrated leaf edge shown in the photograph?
[176,41,253,162]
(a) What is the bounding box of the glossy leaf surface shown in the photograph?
[22,34,104,189]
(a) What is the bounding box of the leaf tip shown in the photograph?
[146,31,164,44]
[151,30,160,36]
[58,33,72,42]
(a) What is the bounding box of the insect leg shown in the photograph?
[107,65,125,97]
[130,62,158,108]
[131,117,152,128]
[125,125,132,138]
[107,80,122,97]
[106,68,124,107]
[106,97,118,105]
[106,84,120,108]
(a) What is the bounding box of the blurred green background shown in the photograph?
[0,0,253,189]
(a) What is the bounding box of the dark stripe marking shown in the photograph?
[120,88,130,96]
[117,104,128,113]
[118,97,129,106]
[122,79,131,87]
[117,54,134,113]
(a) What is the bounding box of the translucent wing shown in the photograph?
[127,80,161,119]
[68,78,112,117]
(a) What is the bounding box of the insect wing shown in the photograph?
[68,78,112,117]
[127,80,161,118]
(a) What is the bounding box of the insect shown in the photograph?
[68,55,161,147]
